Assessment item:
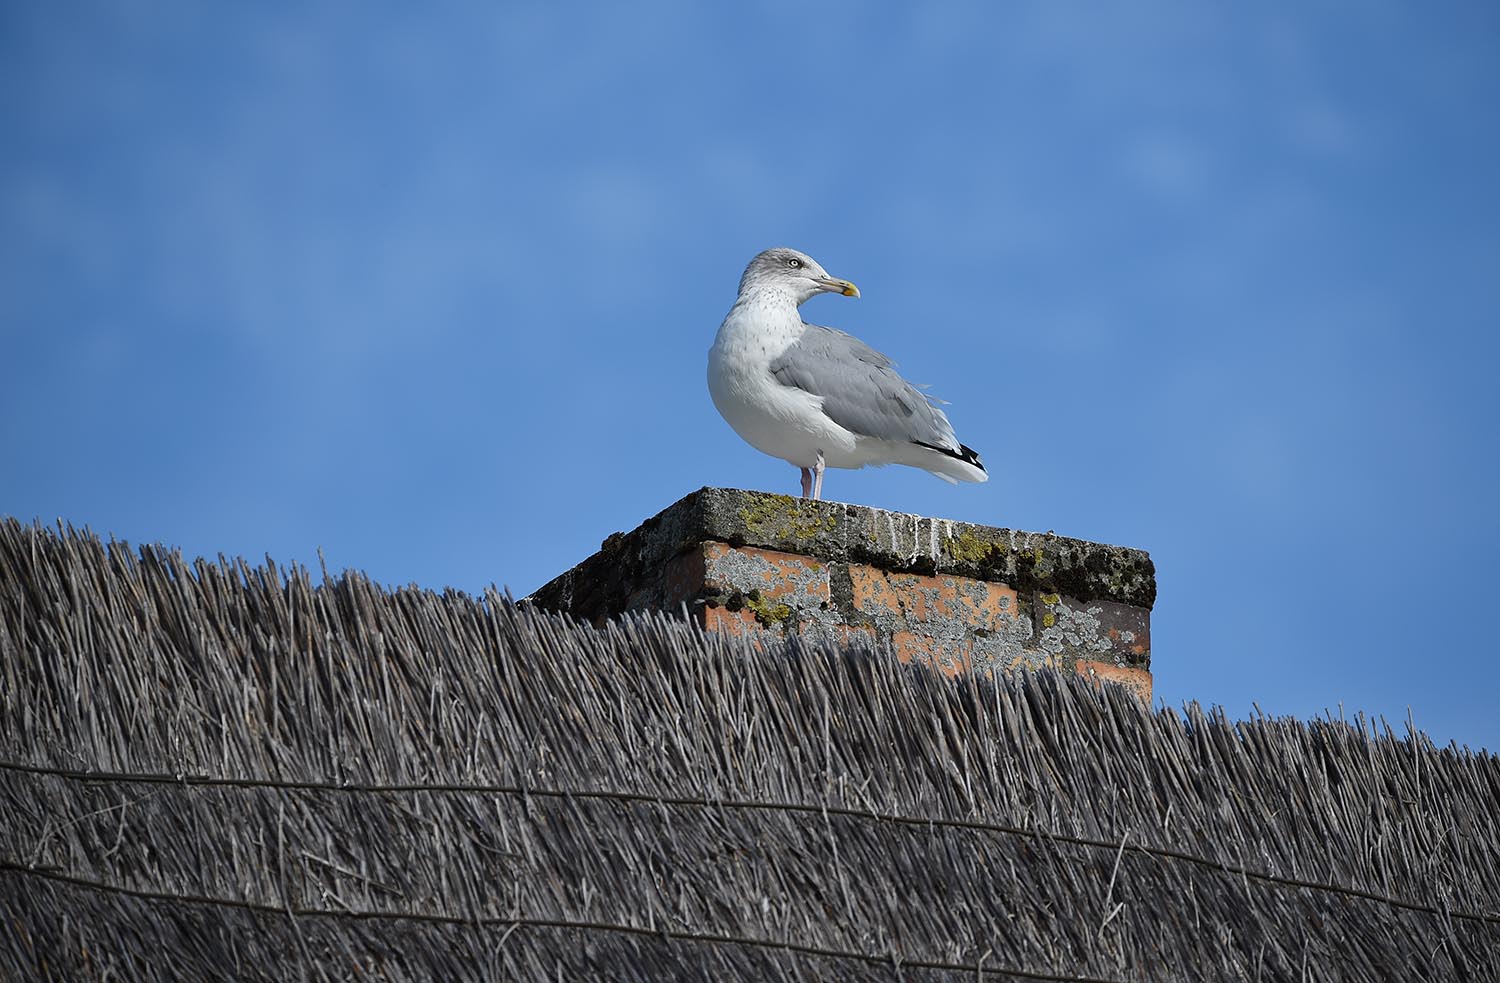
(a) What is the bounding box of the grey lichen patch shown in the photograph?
[968,611,1041,672]
[701,540,841,638]
[1035,598,1121,667]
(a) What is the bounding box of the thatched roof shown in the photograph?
[1,517,1497,981]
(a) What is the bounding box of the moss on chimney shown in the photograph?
[738,491,838,541]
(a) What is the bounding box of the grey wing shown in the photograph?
[769,324,961,450]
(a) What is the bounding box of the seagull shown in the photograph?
[708,247,987,501]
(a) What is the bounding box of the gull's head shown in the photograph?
[737,247,860,306]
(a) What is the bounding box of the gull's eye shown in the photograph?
[786,257,802,269]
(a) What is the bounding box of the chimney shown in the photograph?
[526,488,1155,702]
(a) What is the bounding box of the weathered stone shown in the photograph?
[524,487,1155,694]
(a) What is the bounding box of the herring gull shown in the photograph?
[708,247,987,500]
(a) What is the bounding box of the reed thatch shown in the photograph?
[1,517,1497,982]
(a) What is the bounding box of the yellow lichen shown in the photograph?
[942,529,1006,564]
[739,493,835,540]
[744,591,793,626]
[1039,594,1060,629]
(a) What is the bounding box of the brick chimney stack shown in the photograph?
[526,488,1155,702]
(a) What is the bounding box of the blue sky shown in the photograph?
[4,3,1498,750]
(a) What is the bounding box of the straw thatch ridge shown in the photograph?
[1,517,1497,982]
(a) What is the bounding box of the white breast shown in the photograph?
[707,298,857,469]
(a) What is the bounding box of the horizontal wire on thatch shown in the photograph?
[4,755,1495,929]
[1,861,1129,983]
[3,516,1500,982]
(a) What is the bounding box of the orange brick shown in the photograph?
[853,567,1020,633]
[891,573,941,621]
[848,564,901,615]
[890,629,929,665]
[1075,660,1153,706]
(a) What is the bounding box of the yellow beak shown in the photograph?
[817,276,860,298]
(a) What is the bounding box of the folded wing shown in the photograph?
[769,324,965,455]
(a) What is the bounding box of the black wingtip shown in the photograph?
[913,440,987,473]
[957,443,987,472]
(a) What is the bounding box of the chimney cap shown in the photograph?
[531,487,1155,612]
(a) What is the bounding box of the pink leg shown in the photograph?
[812,451,825,501]
[799,467,813,499]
